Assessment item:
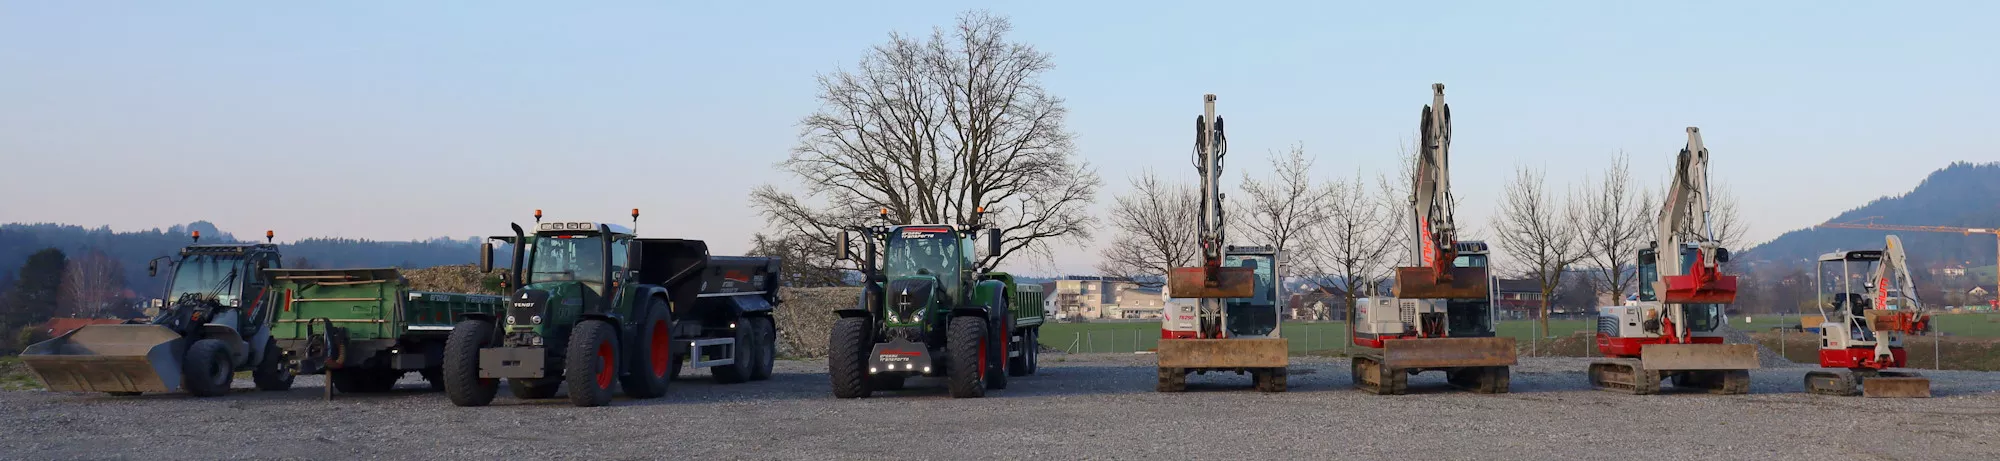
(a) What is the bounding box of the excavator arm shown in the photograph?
[1652,127,1738,341]
[1392,84,1487,300]
[1867,235,1929,335]
[1167,94,1254,301]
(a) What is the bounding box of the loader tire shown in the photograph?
[713,316,754,384]
[253,338,295,391]
[182,338,233,398]
[948,316,988,398]
[508,377,561,399]
[444,319,500,407]
[750,316,776,381]
[620,302,672,399]
[566,319,621,407]
[828,316,873,399]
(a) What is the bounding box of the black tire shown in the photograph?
[986,315,1009,390]
[667,352,685,380]
[181,338,233,397]
[420,368,444,392]
[713,316,754,384]
[1008,325,1030,376]
[1024,329,1039,375]
[750,316,776,381]
[253,338,294,391]
[948,316,987,398]
[620,301,673,399]
[828,316,872,399]
[508,377,561,399]
[565,319,620,407]
[443,319,500,407]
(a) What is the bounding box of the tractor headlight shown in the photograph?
[507,315,518,325]
[530,315,542,325]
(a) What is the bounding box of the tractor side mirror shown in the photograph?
[836,231,852,262]
[986,228,1002,257]
[479,243,495,273]
[626,240,645,273]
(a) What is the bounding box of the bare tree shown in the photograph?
[1232,144,1332,281]
[1097,172,1201,285]
[748,233,850,288]
[58,250,125,318]
[1491,167,1584,336]
[1709,179,1749,250]
[752,11,1099,271]
[1304,171,1400,321]
[1575,153,1656,305]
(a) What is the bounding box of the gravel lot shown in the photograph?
[3,355,1998,460]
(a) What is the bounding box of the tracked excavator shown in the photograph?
[1157,94,1288,393]
[1350,83,1515,394]
[1588,127,1758,395]
[1806,235,1932,397]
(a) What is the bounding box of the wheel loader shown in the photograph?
[21,232,294,397]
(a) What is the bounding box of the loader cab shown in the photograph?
[157,244,282,331]
[1222,245,1280,338]
[1635,246,1724,333]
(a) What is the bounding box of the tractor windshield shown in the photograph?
[884,227,961,289]
[168,254,246,306]
[529,234,608,291]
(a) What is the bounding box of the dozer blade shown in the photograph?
[20,324,186,393]
[1638,343,1759,371]
[1662,273,1738,304]
[1157,338,1288,369]
[1392,266,1490,300]
[1165,266,1255,299]
[1380,337,1518,369]
[1862,373,1930,398]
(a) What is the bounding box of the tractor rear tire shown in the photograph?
[713,316,754,384]
[750,316,776,380]
[508,378,561,399]
[620,302,673,399]
[443,319,500,407]
[182,338,233,398]
[948,316,988,398]
[253,338,295,391]
[828,316,873,399]
[565,319,621,407]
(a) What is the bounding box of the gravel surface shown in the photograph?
[1716,324,1798,368]
[4,355,1998,460]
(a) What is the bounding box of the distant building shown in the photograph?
[1493,278,1543,320]
[1050,276,1164,320]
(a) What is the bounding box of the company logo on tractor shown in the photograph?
[723,270,751,283]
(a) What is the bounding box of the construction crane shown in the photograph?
[1588,127,1759,395]
[1805,235,1932,397]
[1819,219,2000,307]
[1349,83,1514,395]
[1156,94,1289,393]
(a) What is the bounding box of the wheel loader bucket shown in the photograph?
[1638,343,1759,371]
[20,324,187,393]
[1392,266,1491,300]
[1662,273,1738,304]
[1379,337,1518,369]
[1165,266,1255,299]
[1862,375,1930,398]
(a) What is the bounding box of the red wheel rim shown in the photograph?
[596,340,615,389]
[650,320,670,378]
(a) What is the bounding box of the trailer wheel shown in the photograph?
[620,302,672,399]
[565,319,621,407]
[182,338,233,397]
[1024,328,1039,375]
[1008,325,1030,377]
[948,316,988,398]
[444,319,500,407]
[750,316,776,380]
[253,338,295,391]
[828,316,872,399]
[713,316,754,384]
[508,377,561,399]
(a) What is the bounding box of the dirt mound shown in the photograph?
[401,264,504,295]
[777,287,859,359]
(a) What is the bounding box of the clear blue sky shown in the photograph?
[2,1,1994,274]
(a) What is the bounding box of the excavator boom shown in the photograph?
[1393,83,1490,300]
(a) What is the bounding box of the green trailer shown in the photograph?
[267,268,506,397]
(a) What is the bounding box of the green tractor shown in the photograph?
[828,220,1045,399]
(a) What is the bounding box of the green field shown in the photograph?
[0,356,39,391]
[1038,319,1595,354]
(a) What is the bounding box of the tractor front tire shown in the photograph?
[620,302,673,399]
[565,319,621,407]
[948,316,988,398]
[182,338,233,397]
[253,338,295,391]
[443,319,500,407]
[828,316,873,398]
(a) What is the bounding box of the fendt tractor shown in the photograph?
[23,231,294,397]
[1350,84,1515,395]
[827,208,1046,399]
[1158,94,1289,393]
[267,267,507,399]
[444,210,783,407]
[1807,235,1932,397]
[1589,127,1758,395]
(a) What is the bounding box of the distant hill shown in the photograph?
[1740,162,2000,269]
[0,221,482,296]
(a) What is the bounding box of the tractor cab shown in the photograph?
[482,220,636,345]
[150,242,284,336]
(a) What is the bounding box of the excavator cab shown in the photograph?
[1221,246,1279,338]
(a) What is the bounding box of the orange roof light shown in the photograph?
[631,208,640,218]
[534,209,543,219]
[976,206,985,213]
[192,231,200,239]
[265,230,274,243]
[878,207,888,216]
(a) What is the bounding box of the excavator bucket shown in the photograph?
[1662,273,1738,304]
[1862,372,1931,398]
[1638,343,1759,371]
[1392,266,1491,300]
[20,324,187,394]
[1379,336,1518,369]
[1165,266,1255,299]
